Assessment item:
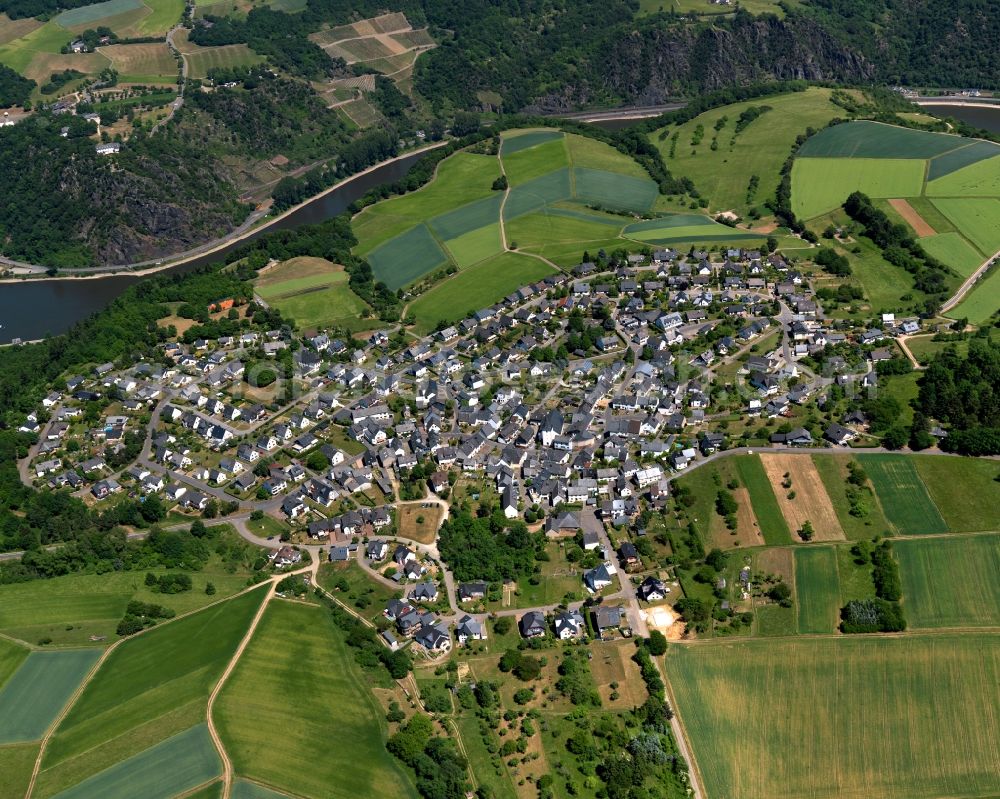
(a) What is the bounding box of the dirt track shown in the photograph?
[760,454,845,542]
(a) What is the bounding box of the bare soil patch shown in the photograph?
[889,198,936,237]
[397,504,441,545]
[709,486,764,549]
[760,454,844,541]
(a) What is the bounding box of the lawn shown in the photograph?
[317,561,400,625]
[407,251,555,333]
[511,541,584,608]
[930,197,1000,255]
[36,588,266,797]
[733,455,792,545]
[796,120,966,159]
[791,158,926,220]
[911,456,1000,532]
[215,601,417,799]
[667,633,1000,799]
[895,535,1000,628]
[903,335,971,365]
[0,552,255,646]
[50,724,220,799]
[0,742,40,799]
[858,454,948,535]
[0,650,101,743]
[793,546,840,634]
[919,232,984,277]
[950,266,1000,324]
[927,151,1000,195]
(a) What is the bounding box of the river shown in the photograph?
[921,103,1000,133]
[0,149,431,344]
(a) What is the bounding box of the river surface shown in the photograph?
[0,150,430,343]
[921,103,1000,133]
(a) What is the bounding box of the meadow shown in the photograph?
[811,454,891,540]
[623,214,760,245]
[652,88,845,216]
[793,546,840,634]
[35,588,265,798]
[406,251,555,333]
[910,456,1000,532]
[895,535,1000,629]
[951,265,1000,324]
[0,650,101,743]
[930,198,1000,255]
[0,636,28,689]
[0,551,254,646]
[99,42,175,82]
[667,633,1000,799]
[215,601,417,799]
[919,232,983,277]
[927,151,1000,195]
[857,454,948,535]
[733,455,792,545]
[791,158,925,220]
[184,43,263,79]
[797,121,965,159]
[0,742,40,799]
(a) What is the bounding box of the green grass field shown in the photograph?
[858,455,948,535]
[99,42,176,82]
[134,0,185,35]
[0,20,72,74]
[0,742,40,799]
[36,588,265,797]
[366,223,449,290]
[951,265,1000,324]
[930,197,1000,255]
[407,251,555,333]
[216,601,417,799]
[791,158,926,220]
[0,637,28,690]
[500,128,564,155]
[797,120,966,159]
[926,140,1000,181]
[184,43,263,79]
[256,258,369,328]
[624,214,760,245]
[653,88,843,215]
[919,232,984,277]
[443,222,503,267]
[667,633,1000,799]
[502,137,569,186]
[54,0,144,27]
[0,556,253,647]
[896,535,1000,629]
[573,167,658,211]
[270,284,368,330]
[811,454,892,540]
[232,780,291,799]
[911,456,1000,532]
[927,152,1000,196]
[50,724,220,799]
[0,650,101,743]
[793,546,840,634]
[734,455,792,545]
[505,209,622,253]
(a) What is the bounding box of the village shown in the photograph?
[15,244,930,657]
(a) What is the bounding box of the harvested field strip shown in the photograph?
[896,535,1000,629]
[858,455,947,535]
[887,198,935,237]
[667,633,1000,799]
[0,649,101,744]
[794,547,840,634]
[50,724,220,799]
[733,455,792,545]
[760,454,844,541]
[797,120,966,159]
[0,14,41,46]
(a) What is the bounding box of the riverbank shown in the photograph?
[0,141,450,285]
